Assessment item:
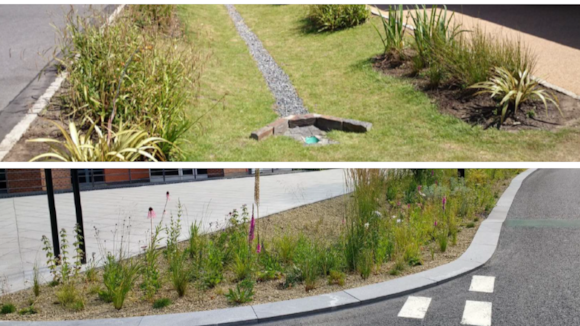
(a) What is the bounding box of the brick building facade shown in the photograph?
[0,169,250,195]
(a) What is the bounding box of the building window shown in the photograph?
[0,169,6,194]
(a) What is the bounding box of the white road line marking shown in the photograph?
[469,275,496,293]
[461,300,492,326]
[397,296,432,319]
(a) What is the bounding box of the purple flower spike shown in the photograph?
[248,213,255,243]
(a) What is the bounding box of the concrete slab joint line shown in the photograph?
[0,4,127,162]
[3,169,535,326]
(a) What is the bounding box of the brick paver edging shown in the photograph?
[0,169,536,326]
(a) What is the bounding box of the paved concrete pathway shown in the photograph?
[0,169,346,294]
[263,169,580,326]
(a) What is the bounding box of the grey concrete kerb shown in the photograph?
[0,169,536,326]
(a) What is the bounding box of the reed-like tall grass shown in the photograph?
[55,6,204,160]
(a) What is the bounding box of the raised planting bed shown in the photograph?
[250,114,372,145]
[0,169,520,322]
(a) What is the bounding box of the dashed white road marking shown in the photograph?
[398,296,432,319]
[469,275,496,293]
[461,300,492,326]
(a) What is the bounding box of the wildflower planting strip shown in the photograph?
[3,169,536,326]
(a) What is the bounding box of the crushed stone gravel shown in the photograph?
[225,5,309,117]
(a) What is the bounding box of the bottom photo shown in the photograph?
[0,168,570,326]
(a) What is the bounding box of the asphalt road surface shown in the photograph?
[263,169,580,326]
[0,5,107,141]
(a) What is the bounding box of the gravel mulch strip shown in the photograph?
[225,5,309,117]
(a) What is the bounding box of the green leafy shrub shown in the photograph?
[0,303,16,314]
[152,298,172,309]
[466,222,475,228]
[307,5,369,32]
[225,279,255,304]
[470,67,561,125]
[29,121,167,162]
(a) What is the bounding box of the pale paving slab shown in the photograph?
[0,170,347,294]
[469,276,496,293]
[397,296,432,319]
[461,300,493,326]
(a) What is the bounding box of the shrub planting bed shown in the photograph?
[373,57,580,131]
[0,169,521,321]
[372,5,580,130]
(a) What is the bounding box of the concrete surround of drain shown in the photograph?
[250,113,372,145]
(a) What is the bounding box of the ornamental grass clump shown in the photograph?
[343,169,386,273]
[102,254,141,310]
[307,5,369,32]
[53,6,204,160]
[374,5,408,63]
[409,5,465,71]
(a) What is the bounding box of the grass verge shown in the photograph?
[222,5,580,161]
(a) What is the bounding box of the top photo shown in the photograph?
[0,4,579,162]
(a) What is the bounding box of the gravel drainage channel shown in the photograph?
[225,5,372,145]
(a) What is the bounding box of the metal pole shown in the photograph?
[70,169,87,264]
[45,169,60,261]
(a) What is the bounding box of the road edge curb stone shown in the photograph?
[0,169,536,326]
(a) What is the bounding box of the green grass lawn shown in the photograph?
[179,5,580,161]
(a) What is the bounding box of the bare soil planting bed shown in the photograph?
[373,54,580,131]
[0,188,506,322]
